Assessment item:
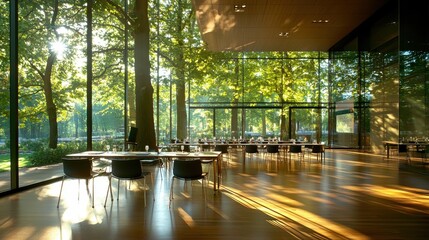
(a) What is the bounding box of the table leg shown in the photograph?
[387,144,390,159]
[217,155,222,190]
[212,158,217,192]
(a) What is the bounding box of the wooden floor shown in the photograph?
[1,149,429,240]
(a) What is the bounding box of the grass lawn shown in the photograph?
[0,153,32,172]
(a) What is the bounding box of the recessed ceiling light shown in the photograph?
[279,32,289,37]
[312,19,329,23]
[234,4,246,13]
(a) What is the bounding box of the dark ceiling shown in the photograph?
[191,0,389,52]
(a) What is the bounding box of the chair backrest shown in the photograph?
[127,127,138,143]
[266,144,279,153]
[311,145,324,153]
[173,159,203,179]
[215,144,229,153]
[245,144,258,153]
[289,145,302,153]
[111,159,142,178]
[398,144,407,153]
[425,145,429,153]
[62,158,92,179]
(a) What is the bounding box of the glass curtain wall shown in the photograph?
[92,1,127,151]
[1,0,131,193]
[329,50,360,148]
[329,0,401,152]
[329,0,429,153]
[0,1,10,192]
[188,52,329,143]
[16,1,89,188]
[5,0,427,193]
[398,0,429,140]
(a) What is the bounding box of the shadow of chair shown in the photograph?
[104,159,154,207]
[57,158,104,208]
[126,127,138,151]
[288,145,303,160]
[169,159,207,208]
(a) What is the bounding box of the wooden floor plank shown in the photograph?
[1,149,429,239]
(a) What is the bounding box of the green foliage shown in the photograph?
[1,0,332,149]
[20,139,47,152]
[28,141,86,167]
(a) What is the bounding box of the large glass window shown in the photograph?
[0,1,10,192]
[92,1,127,151]
[15,1,89,187]
[4,0,427,193]
[187,52,329,142]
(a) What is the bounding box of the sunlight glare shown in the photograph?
[223,185,370,239]
[51,39,67,60]
[177,207,195,227]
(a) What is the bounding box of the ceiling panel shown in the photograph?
[192,0,389,51]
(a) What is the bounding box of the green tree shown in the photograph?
[133,0,156,149]
[157,0,198,140]
[18,0,87,148]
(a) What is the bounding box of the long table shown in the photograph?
[169,142,325,160]
[66,151,223,191]
[383,141,429,159]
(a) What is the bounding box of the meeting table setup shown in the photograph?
[65,147,223,192]
[383,137,429,161]
[168,136,326,162]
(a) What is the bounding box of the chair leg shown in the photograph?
[78,180,81,201]
[104,176,113,207]
[91,177,95,208]
[202,178,207,207]
[117,179,120,200]
[143,178,147,207]
[150,173,155,202]
[57,176,65,208]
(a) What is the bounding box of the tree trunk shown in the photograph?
[176,68,187,140]
[231,59,239,139]
[43,54,58,149]
[128,84,136,125]
[38,0,60,149]
[280,110,287,140]
[134,0,156,150]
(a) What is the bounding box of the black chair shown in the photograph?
[265,144,279,159]
[57,158,104,208]
[215,144,230,163]
[288,145,303,160]
[104,159,153,207]
[417,144,429,163]
[394,144,409,161]
[126,127,138,151]
[309,145,325,162]
[214,144,228,153]
[245,144,258,154]
[169,159,207,208]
